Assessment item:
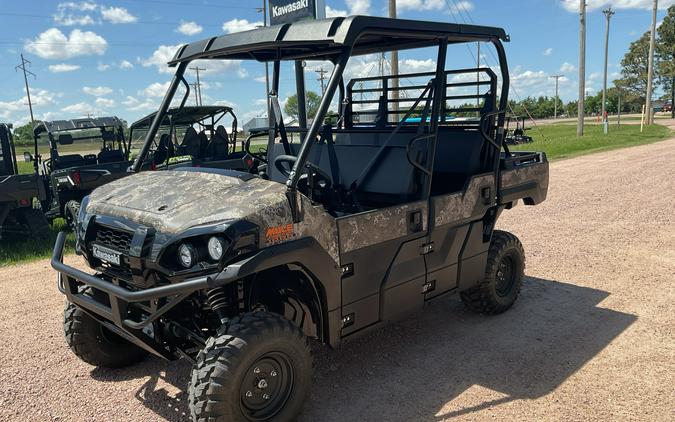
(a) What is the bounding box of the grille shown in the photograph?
[95,226,133,253]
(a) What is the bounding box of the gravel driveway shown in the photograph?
[1,138,673,421]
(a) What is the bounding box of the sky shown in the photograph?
[0,0,673,127]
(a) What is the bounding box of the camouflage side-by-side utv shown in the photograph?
[0,123,48,239]
[29,117,132,229]
[53,16,549,422]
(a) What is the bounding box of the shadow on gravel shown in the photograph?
[90,276,636,422]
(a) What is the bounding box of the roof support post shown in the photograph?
[422,38,447,202]
[295,60,308,131]
[286,49,351,220]
[132,61,188,172]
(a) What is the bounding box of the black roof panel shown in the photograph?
[169,16,508,64]
[130,106,234,129]
[34,116,123,135]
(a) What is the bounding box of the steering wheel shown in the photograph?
[274,155,332,190]
[244,133,268,163]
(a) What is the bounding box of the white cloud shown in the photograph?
[119,59,133,69]
[254,75,267,83]
[0,88,58,122]
[142,44,183,73]
[122,95,157,112]
[560,62,576,72]
[97,61,110,71]
[560,0,675,12]
[400,58,437,73]
[95,97,115,108]
[53,2,98,26]
[62,101,94,116]
[346,0,370,14]
[82,86,112,96]
[142,44,247,77]
[222,18,262,34]
[140,82,170,98]
[176,20,203,36]
[48,63,80,72]
[589,72,602,81]
[326,6,348,17]
[542,47,553,56]
[25,28,107,59]
[100,6,137,24]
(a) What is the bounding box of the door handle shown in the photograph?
[407,210,423,233]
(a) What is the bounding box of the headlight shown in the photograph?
[178,243,197,268]
[207,236,226,261]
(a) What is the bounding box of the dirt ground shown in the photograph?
[1,138,674,421]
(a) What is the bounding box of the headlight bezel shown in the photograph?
[177,243,197,268]
[207,236,226,261]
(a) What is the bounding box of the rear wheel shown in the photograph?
[15,208,49,239]
[189,311,313,422]
[460,230,525,314]
[63,302,148,368]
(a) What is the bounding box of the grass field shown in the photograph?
[511,122,672,160]
[0,219,75,267]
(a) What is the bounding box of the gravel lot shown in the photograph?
[1,137,674,421]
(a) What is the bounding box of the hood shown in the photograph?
[87,170,293,233]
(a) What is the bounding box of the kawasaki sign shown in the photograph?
[269,0,325,25]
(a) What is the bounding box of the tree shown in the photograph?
[657,5,675,117]
[284,91,321,120]
[12,122,38,145]
[617,31,652,100]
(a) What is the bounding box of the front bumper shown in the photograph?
[52,231,214,359]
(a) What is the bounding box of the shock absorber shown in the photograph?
[206,287,232,324]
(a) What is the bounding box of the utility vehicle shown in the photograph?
[129,105,254,171]
[53,16,549,422]
[0,123,48,238]
[504,115,534,145]
[29,117,132,229]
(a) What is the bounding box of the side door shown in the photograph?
[337,200,429,337]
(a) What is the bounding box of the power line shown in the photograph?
[15,54,36,126]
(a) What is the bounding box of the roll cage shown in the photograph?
[132,15,511,218]
[33,117,130,172]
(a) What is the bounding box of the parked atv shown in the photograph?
[504,116,534,145]
[0,123,48,239]
[53,16,548,421]
[29,117,132,230]
[129,105,254,171]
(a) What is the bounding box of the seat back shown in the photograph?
[180,127,202,157]
[431,127,484,195]
[97,149,125,164]
[53,154,85,170]
[204,125,230,160]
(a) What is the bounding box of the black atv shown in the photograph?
[504,116,534,145]
[28,117,132,230]
[0,123,48,239]
[53,16,549,422]
[129,105,255,171]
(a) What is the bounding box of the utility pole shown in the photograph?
[189,66,206,106]
[190,83,200,106]
[389,0,399,120]
[257,1,270,105]
[15,54,36,126]
[315,67,328,95]
[601,7,614,128]
[476,42,481,107]
[645,0,658,124]
[550,74,564,120]
[577,0,586,136]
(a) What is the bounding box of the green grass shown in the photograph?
[511,123,673,160]
[0,218,75,267]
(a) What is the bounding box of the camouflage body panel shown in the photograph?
[432,173,494,228]
[85,170,341,263]
[336,200,428,254]
[500,161,549,205]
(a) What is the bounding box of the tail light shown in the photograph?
[69,170,81,186]
[18,198,30,207]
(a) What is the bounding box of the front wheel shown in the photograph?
[460,230,525,315]
[63,302,148,368]
[189,311,313,422]
[64,200,80,232]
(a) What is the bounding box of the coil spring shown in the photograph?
[206,287,231,315]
